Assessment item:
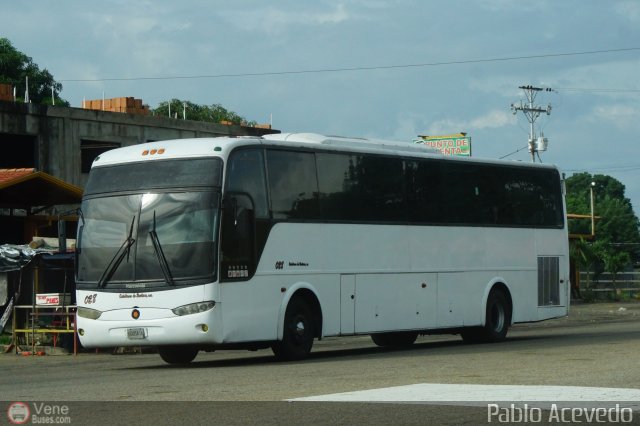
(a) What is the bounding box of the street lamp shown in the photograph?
[590,181,596,237]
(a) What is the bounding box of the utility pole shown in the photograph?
[511,85,552,162]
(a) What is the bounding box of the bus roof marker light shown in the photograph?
[142,150,149,156]
[214,146,222,152]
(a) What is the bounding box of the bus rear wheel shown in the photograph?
[272,298,315,361]
[461,289,511,344]
[158,345,199,364]
[371,331,418,347]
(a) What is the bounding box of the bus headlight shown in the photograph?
[172,301,215,316]
[77,307,103,320]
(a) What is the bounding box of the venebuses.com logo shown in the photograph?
[7,401,72,424]
[7,402,30,424]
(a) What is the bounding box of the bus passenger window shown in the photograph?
[267,150,320,220]
[226,149,269,218]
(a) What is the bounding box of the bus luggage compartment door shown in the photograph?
[340,274,356,334]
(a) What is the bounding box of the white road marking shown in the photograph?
[289,383,640,409]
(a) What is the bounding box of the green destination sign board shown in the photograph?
[414,134,472,157]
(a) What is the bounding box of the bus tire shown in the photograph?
[461,289,510,344]
[158,345,199,364]
[371,331,418,347]
[272,297,315,361]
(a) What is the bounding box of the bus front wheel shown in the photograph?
[461,289,511,344]
[158,345,199,364]
[272,297,315,361]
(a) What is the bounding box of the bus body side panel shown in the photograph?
[217,222,570,343]
[408,226,488,329]
[484,227,539,324]
[218,275,339,343]
[353,273,438,332]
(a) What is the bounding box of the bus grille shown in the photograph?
[538,256,560,306]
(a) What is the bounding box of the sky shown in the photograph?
[3,0,640,215]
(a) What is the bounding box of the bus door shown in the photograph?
[220,193,256,281]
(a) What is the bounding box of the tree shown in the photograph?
[565,172,640,278]
[152,99,255,126]
[569,237,597,289]
[0,38,69,106]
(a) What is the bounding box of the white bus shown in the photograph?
[75,133,570,364]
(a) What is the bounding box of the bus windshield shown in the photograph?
[76,158,223,290]
[77,190,219,289]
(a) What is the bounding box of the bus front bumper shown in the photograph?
[76,309,221,348]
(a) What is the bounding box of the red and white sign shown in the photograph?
[35,293,71,306]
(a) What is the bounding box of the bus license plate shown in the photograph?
[127,328,146,339]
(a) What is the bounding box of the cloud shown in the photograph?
[615,1,640,23]
[221,4,349,34]
[389,113,426,141]
[427,110,515,135]
[546,58,640,98]
[478,0,546,12]
[589,104,640,130]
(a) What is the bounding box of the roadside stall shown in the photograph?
[0,168,82,355]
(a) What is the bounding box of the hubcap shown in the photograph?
[290,316,307,344]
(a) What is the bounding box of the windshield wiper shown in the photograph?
[97,216,136,288]
[149,211,175,286]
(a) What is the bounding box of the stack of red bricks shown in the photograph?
[220,120,272,129]
[82,97,149,115]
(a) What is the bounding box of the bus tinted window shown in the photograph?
[360,155,405,221]
[267,150,320,220]
[399,157,562,227]
[498,166,564,227]
[316,153,361,220]
[85,158,222,195]
[225,149,269,218]
[405,159,443,223]
[316,153,405,222]
[261,147,562,228]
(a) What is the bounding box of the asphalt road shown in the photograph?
[1,302,639,425]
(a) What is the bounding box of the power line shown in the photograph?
[565,165,640,173]
[499,145,529,159]
[57,47,640,83]
[555,87,640,93]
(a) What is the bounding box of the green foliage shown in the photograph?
[0,38,70,106]
[593,239,631,287]
[153,99,255,126]
[566,172,640,275]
